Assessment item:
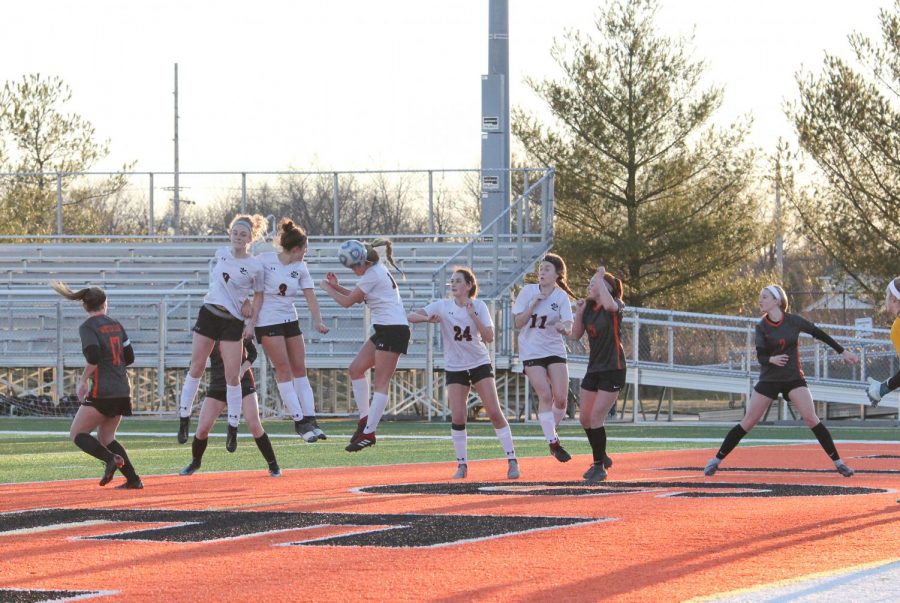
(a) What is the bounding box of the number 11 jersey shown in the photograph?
[512,284,574,361]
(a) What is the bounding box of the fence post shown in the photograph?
[241,173,248,214]
[332,172,340,236]
[259,352,269,416]
[522,169,530,238]
[149,173,156,236]
[667,311,674,421]
[746,327,754,405]
[158,299,167,411]
[56,173,64,235]
[427,170,435,237]
[56,301,64,400]
[632,312,640,423]
[426,320,434,421]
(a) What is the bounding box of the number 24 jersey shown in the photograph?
[423,298,494,371]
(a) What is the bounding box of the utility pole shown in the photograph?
[173,63,181,236]
[774,153,784,282]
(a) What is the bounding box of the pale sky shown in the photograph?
[0,0,889,176]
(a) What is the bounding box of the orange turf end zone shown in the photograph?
[1,444,898,602]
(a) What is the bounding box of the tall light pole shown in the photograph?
[173,63,181,236]
[480,0,510,233]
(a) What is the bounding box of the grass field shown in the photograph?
[1,416,896,484]
[1,417,898,602]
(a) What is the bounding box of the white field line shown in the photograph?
[1,430,899,445]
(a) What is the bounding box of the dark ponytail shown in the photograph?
[50,280,107,313]
[276,218,308,251]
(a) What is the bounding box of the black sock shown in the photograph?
[887,370,900,391]
[106,440,139,482]
[254,433,277,466]
[811,422,840,461]
[716,424,747,460]
[73,433,114,463]
[191,436,208,463]
[584,427,606,464]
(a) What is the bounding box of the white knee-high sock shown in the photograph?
[538,411,558,444]
[179,374,201,418]
[552,405,566,427]
[364,391,388,434]
[494,425,517,459]
[294,376,316,417]
[451,427,468,464]
[277,381,303,421]
[226,385,242,428]
[352,378,370,418]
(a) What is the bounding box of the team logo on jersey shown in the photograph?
[291,271,299,278]
[222,272,230,283]
[550,303,559,311]
[587,325,599,338]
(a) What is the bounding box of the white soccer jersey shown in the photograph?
[204,246,265,320]
[256,252,315,327]
[357,263,408,326]
[424,298,494,371]
[512,284,574,361]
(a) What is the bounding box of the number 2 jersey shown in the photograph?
[79,315,132,399]
[512,284,574,361]
[755,312,844,382]
[255,251,315,327]
[423,298,494,371]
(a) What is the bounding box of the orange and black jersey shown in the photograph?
[581,299,626,372]
[79,315,133,399]
[208,339,257,393]
[755,312,843,382]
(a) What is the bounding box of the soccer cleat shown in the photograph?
[583,463,608,483]
[115,479,144,490]
[179,460,201,476]
[866,377,884,406]
[549,440,571,463]
[507,459,520,479]
[603,454,614,470]
[452,464,468,479]
[353,416,368,439]
[269,463,282,478]
[311,418,327,440]
[835,460,855,478]
[298,418,318,443]
[226,425,238,453]
[177,416,190,444]
[704,457,721,477]
[345,431,376,452]
[100,454,124,487]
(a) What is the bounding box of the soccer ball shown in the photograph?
[338,239,366,268]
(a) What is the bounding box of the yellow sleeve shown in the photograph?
[892,318,900,360]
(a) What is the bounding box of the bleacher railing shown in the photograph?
[1,294,894,421]
[0,167,551,238]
